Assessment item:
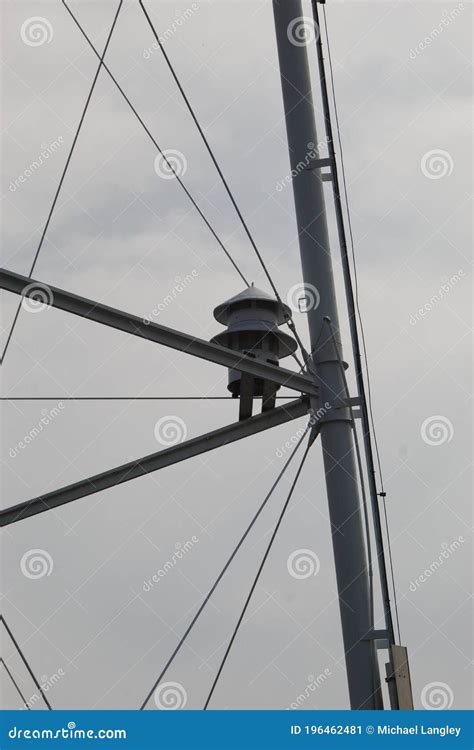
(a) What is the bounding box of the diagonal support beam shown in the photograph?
[0,269,318,397]
[0,397,310,526]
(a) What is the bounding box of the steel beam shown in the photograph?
[0,397,309,526]
[0,269,318,397]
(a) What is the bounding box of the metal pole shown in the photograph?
[310,0,396,651]
[273,0,379,709]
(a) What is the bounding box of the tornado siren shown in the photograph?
[211,284,297,420]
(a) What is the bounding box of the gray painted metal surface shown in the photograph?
[311,0,397,656]
[273,0,379,709]
[211,284,297,419]
[0,269,318,398]
[0,396,309,526]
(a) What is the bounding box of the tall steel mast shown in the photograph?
[0,0,415,710]
[273,0,381,710]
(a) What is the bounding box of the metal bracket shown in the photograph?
[345,396,361,408]
[305,156,333,182]
[306,157,332,169]
[363,629,390,650]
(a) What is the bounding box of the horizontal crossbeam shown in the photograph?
[0,269,318,397]
[0,397,310,526]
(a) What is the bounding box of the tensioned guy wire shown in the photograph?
[139,0,279,300]
[0,0,124,366]
[320,4,401,644]
[203,437,312,709]
[0,658,31,709]
[61,0,248,289]
[139,421,312,709]
[138,1,314,373]
[0,616,52,710]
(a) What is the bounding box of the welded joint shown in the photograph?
[309,395,362,426]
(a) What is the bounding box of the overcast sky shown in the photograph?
[1,0,472,712]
